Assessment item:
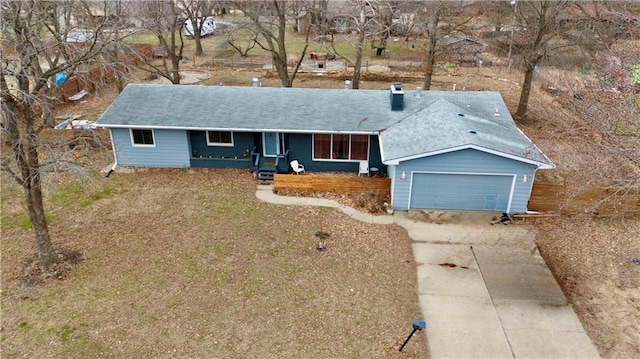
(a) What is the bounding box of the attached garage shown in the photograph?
[385,147,552,214]
[378,93,554,214]
[409,173,515,212]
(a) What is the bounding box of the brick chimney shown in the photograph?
[390,82,404,111]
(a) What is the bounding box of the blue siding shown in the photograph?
[190,157,253,169]
[287,134,384,173]
[392,149,537,213]
[111,128,190,167]
[189,131,256,159]
[111,129,384,174]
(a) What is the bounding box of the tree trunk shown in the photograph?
[1,70,58,272]
[515,64,536,118]
[423,34,437,90]
[351,22,366,89]
[25,160,57,271]
[169,29,184,84]
[41,92,56,128]
[273,53,291,87]
[171,55,181,84]
[114,0,124,93]
[275,8,292,88]
[114,63,124,93]
[423,7,441,90]
[194,33,203,56]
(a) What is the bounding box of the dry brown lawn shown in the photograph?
[1,168,427,358]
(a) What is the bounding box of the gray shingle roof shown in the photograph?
[97,83,403,133]
[96,83,553,168]
[379,97,553,167]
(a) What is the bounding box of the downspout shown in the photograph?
[388,164,397,210]
[105,128,118,177]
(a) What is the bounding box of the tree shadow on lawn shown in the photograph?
[19,244,84,289]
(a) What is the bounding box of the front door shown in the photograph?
[263,132,281,157]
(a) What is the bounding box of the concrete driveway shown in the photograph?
[255,187,600,358]
[395,211,600,359]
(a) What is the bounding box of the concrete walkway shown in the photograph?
[256,185,600,358]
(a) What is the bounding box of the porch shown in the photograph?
[250,148,291,180]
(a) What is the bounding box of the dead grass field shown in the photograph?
[1,168,427,358]
[2,38,639,358]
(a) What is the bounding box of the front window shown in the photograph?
[313,134,369,161]
[350,135,368,160]
[314,134,331,159]
[332,134,349,159]
[131,129,155,146]
[207,131,234,146]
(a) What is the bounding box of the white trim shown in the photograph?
[383,144,554,169]
[311,133,370,162]
[206,130,234,147]
[513,125,556,169]
[130,128,156,147]
[98,124,376,136]
[407,171,516,213]
[377,132,386,167]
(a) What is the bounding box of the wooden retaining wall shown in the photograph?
[274,174,391,196]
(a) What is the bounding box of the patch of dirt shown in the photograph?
[532,215,640,359]
[147,70,211,84]
[19,245,84,289]
[275,188,390,215]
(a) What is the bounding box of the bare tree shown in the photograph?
[227,25,259,57]
[307,0,330,35]
[346,0,393,89]
[482,0,514,32]
[179,0,217,56]
[421,2,443,90]
[559,44,640,210]
[350,2,370,90]
[237,0,310,87]
[1,0,116,271]
[309,0,393,89]
[415,0,475,90]
[136,0,185,84]
[110,0,126,93]
[575,1,638,52]
[508,0,610,119]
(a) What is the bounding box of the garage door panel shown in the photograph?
[410,173,512,211]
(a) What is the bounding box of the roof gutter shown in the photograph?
[96,124,378,135]
[382,144,555,169]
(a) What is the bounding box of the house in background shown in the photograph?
[438,34,489,65]
[96,83,554,213]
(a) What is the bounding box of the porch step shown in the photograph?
[257,170,276,180]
